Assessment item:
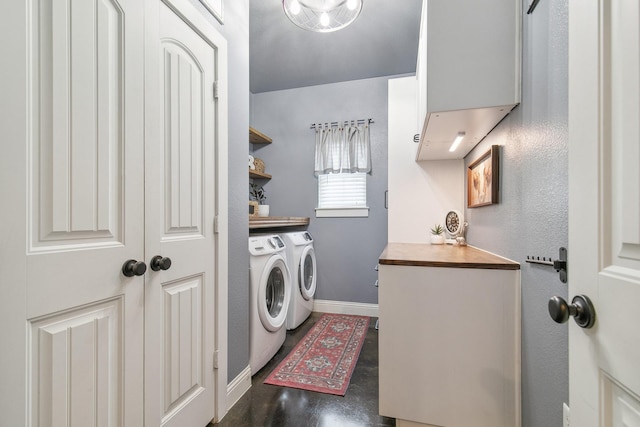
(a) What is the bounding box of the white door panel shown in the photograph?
[569,0,640,424]
[29,298,124,427]
[162,275,205,415]
[162,44,205,237]
[5,0,146,426]
[144,1,219,425]
[32,0,124,246]
[2,0,226,425]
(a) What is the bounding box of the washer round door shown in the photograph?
[258,254,291,332]
[298,246,317,301]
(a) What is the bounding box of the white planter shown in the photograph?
[430,235,444,245]
[257,204,270,217]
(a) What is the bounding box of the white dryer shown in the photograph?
[248,234,292,374]
[280,231,317,330]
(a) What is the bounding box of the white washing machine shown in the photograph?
[280,231,317,330]
[248,234,292,374]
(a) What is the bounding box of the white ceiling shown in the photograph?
[250,0,423,93]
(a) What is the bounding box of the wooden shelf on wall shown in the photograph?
[249,169,272,179]
[249,216,310,229]
[249,127,272,145]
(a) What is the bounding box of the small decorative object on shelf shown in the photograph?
[249,200,259,217]
[430,224,445,245]
[444,210,468,244]
[254,157,265,173]
[250,183,269,217]
[249,154,256,170]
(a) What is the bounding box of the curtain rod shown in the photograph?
[310,118,373,129]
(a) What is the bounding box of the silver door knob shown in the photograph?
[548,295,596,329]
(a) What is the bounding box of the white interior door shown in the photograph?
[568,0,640,425]
[144,0,225,425]
[0,0,146,426]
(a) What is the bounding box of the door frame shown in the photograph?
[567,0,600,422]
[0,2,28,423]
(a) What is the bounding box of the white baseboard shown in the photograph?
[225,365,251,413]
[313,299,379,317]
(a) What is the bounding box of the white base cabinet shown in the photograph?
[378,244,521,427]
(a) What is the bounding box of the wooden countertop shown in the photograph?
[379,242,520,270]
[249,216,310,229]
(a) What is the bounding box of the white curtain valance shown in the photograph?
[314,121,371,176]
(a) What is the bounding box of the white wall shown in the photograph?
[388,77,464,243]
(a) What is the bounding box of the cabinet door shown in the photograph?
[144,1,223,425]
[379,265,520,427]
[0,0,146,425]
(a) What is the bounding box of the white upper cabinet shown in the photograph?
[416,0,521,160]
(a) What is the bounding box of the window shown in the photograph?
[316,172,368,217]
[313,120,371,218]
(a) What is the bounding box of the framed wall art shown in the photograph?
[200,0,223,24]
[467,145,499,208]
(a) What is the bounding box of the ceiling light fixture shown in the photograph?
[283,0,363,33]
[449,132,466,152]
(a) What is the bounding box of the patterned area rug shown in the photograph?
[264,313,370,396]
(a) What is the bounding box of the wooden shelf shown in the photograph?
[249,169,272,179]
[249,127,272,180]
[249,127,272,145]
[249,216,310,229]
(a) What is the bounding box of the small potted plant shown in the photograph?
[250,183,269,217]
[430,224,445,245]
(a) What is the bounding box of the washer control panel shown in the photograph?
[249,234,286,256]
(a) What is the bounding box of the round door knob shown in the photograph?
[150,255,172,271]
[122,259,147,277]
[548,295,596,329]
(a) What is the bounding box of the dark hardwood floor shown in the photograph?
[210,312,395,427]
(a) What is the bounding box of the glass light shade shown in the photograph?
[283,0,363,33]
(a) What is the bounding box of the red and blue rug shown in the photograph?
[264,313,370,396]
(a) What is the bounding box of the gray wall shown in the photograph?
[250,76,397,304]
[186,0,250,383]
[464,0,569,425]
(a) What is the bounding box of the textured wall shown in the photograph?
[464,0,569,425]
[250,76,400,304]
[186,0,250,383]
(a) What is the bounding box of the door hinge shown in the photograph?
[214,216,219,234]
[213,81,219,99]
[213,350,219,370]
